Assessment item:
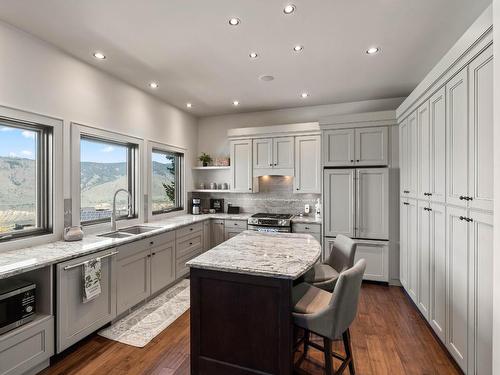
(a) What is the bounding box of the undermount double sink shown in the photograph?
[98,225,161,239]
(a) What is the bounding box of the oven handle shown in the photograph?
[247,225,291,233]
[63,251,119,271]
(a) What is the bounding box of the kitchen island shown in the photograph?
[187,230,321,375]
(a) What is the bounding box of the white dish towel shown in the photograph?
[82,258,102,303]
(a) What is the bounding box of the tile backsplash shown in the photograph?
[190,176,320,214]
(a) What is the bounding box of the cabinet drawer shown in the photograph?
[148,230,175,248]
[225,220,247,230]
[176,252,199,279]
[292,223,321,234]
[116,238,150,260]
[354,241,388,282]
[176,223,203,239]
[0,315,54,375]
[176,231,203,259]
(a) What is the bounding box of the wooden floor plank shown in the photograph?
[40,284,462,375]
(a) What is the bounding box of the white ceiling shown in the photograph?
[0,0,491,116]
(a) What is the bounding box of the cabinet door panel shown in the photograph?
[356,168,388,240]
[211,220,225,247]
[151,242,175,294]
[429,87,447,203]
[353,241,388,282]
[323,129,355,166]
[116,248,151,315]
[399,118,409,195]
[468,46,493,212]
[446,205,468,371]
[231,140,253,192]
[417,201,430,319]
[447,69,469,207]
[273,137,294,169]
[294,135,321,193]
[407,199,418,304]
[468,210,493,375]
[253,138,273,169]
[399,200,408,289]
[323,169,355,237]
[355,127,388,166]
[418,101,431,200]
[57,249,116,352]
[429,203,446,342]
[408,111,418,197]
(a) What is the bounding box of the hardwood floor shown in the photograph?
[40,284,461,375]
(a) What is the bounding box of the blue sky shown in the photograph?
[0,125,36,159]
[81,138,128,163]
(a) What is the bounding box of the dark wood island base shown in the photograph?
[190,267,294,375]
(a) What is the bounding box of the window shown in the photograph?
[151,149,183,214]
[80,136,138,225]
[0,120,52,241]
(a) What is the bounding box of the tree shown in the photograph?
[162,154,176,203]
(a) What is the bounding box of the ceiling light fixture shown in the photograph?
[149,82,159,89]
[249,52,258,59]
[186,103,192,108]
[301,92,309,98]
[293,45,304,52]
[259,75,274,82]
[93,52,106,60]
[284,4,296,14]
[366,47,380,55]
[229,18,240,26]
[233,100,240,106]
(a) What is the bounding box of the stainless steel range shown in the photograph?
[247,213,293,233]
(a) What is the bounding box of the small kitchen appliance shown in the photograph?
[210,198,224,213]
[192,198,201,215]
[0,279,36,335]
[247,213,293,233]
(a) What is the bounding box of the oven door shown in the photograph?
[247,224,291,233]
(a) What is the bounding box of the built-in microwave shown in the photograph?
[0,279,36,335]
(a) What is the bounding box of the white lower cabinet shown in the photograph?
[57,249,117,352]
[324,237,388,282]
[417,201,431,319]
[211,219,225,247]
[224,220,247,240]
[406,199,418,304]
[150,240,175,295]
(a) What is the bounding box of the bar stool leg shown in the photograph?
[304,330,310,356]
[323,337,333,375]
[343,329,355,375]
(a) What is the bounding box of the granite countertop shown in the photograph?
[187,230,321,279]
[0,212,322,280]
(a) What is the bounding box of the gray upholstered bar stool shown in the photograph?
[303,234,357,292]
[292,259,366,375]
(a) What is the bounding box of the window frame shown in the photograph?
[0,120,53,242]
[71,123,143,230]
[147,141,186,221]
[0,105,62,250]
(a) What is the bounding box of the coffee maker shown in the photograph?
[192,198,201,215]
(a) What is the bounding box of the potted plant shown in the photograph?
[199,152,213,167]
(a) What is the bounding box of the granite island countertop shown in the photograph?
[187,230,321,279]
[0,213,321,280]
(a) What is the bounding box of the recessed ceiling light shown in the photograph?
[260,75,274,82]
[233,100,240,106]
[249,52,258,59]
[149,82,159,89]
[93,52,106,60]
[229,18,240,26]
[366,47,380,55]
[301,92,309,98]
[284,4,296,14]
[293,45,304,52]
[186,103,192,108]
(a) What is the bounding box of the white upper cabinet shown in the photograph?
[323,129,355,166]
[252,136,294,176]
[408,111,418,198]
[354,127,388,166]
[447,68,469,207]
[252,138,273,170]
[429,87,447,203]
[231,139,254,192]
[294,135,321,194]
[417,101,431,200]
[356,168,389,240]
[468,46,493,212]
[323,127,387,167]
[323,169,355,237]
[273,137,294,169]
[399,117,410,196]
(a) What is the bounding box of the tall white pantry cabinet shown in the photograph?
[398,29,493,374]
